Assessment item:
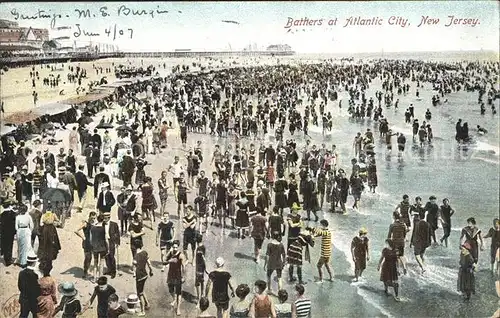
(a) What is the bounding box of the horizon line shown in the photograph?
[117,49,499,54]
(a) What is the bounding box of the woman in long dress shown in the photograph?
[235,191,249,239]
[227,185,238,230]
[141,176,157,227]
[38,210,61,274]
[68,127,79,154]
[37,268,58,318]
[102,131,113,158]
[157,171,169,215]
[15,204,34,267]
[457,242,475,301]
[287,173,300,208]
[377,238,400,301]
[459,217,485,264]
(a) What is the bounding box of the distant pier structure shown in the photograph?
[123,50,295,58]
[125,44,295,58]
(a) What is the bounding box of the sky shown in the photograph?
[0,1,498,53]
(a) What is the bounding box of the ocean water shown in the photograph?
[294,72,499,317]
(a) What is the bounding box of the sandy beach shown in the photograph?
[0,55,312,115]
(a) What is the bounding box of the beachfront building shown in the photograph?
[0,19,49,54]
[266,44,295,55]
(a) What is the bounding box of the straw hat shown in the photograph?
[291,203,301,211]
[97,276,108,285]
[126,294,140,305]
[27,253,38,263]
[359,227,368,235]
[58,282,78,297]
[215,257,225,267]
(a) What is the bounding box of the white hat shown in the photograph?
[101,182,110,188]
[215,257,225,267]
[27,253,38,262]
[126,294,140,304]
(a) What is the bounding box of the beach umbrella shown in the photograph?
[96,123,114,129]
[0,125,17,135]
[40,123,54,130]
[34,103,72,117]
[78,116,93,125]
[41,188,72,203]
[130,96,142,104]
[115,125,134,132]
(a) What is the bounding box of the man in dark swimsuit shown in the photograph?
[156,213,175,272]
[394,194,411,228]
[410,214,431,274]
[424,196,439,246]
[439,198,455,247]
[388,213,409,274]
[182,206,198,264]
[165,240,185,316]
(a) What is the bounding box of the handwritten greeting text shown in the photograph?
[10,5,172,42]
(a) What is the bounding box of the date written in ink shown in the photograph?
[105,24,134,40]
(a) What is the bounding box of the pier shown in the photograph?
[0,50,295,68]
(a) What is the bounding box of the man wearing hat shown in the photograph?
[59,166,77,203]
[20,165,33,205]
[29,200,43,249]
[1,168,15,201]
[15,141,31,172]
[84,144,94,178]
[0,201,16,266]
[75,164,94,210]
[103,211,120,278]
[91,128,102,150]
[121,150,136,188]
[96,182,115,215]
[43,149,55,172]
[108,294,140,317]
[56,282,82,316]
[18,253,41,318]
[205,257,235,318]
[87,276,116,318]
[94,166,111,199]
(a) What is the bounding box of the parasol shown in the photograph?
[0,124,17,135]
[115,125,134,132]
[130,96,142,104]
[78,116,93,125]
[41,188,72,203]
[34,102,72,117]
[96,123,114,129]
[40,123,55,130]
